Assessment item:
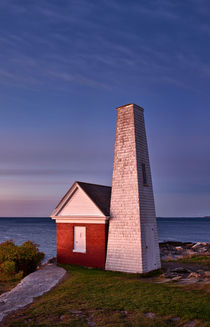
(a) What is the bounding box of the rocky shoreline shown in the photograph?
[160,241,210,261]
[159,241,210,284]
[48,242,210,284]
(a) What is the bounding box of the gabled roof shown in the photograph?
[53,181,111,217]
[77,182,111,216]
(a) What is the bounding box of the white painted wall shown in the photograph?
[59,187,104,217]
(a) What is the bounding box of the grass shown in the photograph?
[0,273,22,296]
[0,280,19,296]
[2,264,210,327]
[177,255,210,268]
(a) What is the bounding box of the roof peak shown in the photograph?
[116,103,144,111]
[76,181,111,189]
[53,181,111,216]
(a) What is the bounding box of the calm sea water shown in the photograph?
[0,217,209,261]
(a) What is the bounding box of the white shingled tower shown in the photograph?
[105,103,161,273]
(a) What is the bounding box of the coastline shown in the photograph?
[160,241,210,261]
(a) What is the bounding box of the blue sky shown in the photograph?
[0,0,210,217]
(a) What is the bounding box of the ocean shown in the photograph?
[0,217,209,262]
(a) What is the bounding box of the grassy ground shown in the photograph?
[178,255,210,268]
[0,274,22,296]
[2,264,210,327]
[0,280,19,296]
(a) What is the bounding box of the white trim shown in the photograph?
[51,182,108,218]
[51,216,109,224]
[76,183,106,217]
[51,215,109,219]
[57,186,78,216]
[51,183,78,217]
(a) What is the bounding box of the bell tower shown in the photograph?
[105,103,161,273]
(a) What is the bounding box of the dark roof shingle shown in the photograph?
[77,181,111,216]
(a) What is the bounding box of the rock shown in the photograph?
[186,243,194,248]
[48,257,56,264]
[164,269,185,278]
[175,246,183,251]
[170,316,180,322]
[197,247,208,253]
[179,278,198,284]
[203,271,210,278]
[86,317,96,327]
[163,278,173,283]
[174,255,184,260]
[161,255,173,261]
[160,273,166,278]
[165,272,177,278]
[88,322,96,327]
[192,242,202,248]
[144,312,156,319]
[185,250,196,256]
[171,267,191,274]
[156,278,171,283]
[171,275,182,281]
[187,272,200,279]
[0,265,66,323]
[183,320,199,327]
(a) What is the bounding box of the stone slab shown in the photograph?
[0,264,66,322]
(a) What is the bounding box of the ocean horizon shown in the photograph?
[0,217,209,262]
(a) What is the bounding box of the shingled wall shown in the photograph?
[105,103,161,273]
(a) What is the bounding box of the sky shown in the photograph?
[0,0,210,217]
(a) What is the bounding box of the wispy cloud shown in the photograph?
[0,0,210,217]
[0,198,58,217]
[0,167,111,177]
[0,0,209,93]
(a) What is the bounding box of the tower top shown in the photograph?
[116,103,144,112]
